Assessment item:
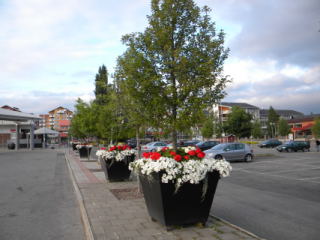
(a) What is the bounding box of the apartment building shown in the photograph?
[39,106,73,141]
[213,102,261,123]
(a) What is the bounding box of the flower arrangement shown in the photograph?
[129,146,231,188]
[96,144,136,162]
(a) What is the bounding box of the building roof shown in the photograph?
[287,114,320,123]
[220,102,259,109]
[260,109,304,117]
[0,108,41,121]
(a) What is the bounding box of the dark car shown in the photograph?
[258,139,282,148]
[276,141,310,152]
[196,141,220,151]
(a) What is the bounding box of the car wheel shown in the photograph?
[244,154,253,162]
[215,155,223,160]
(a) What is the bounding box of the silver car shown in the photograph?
[141,141,167,152]
[204,142,254,162]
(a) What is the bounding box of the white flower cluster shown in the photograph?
[129,156,232,187]
[96,149,136,162]
[76,144,93,149]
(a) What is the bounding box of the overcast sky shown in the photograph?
[0,0,319,114]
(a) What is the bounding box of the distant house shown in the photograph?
[287,114,320,139]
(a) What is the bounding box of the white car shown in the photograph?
[141,141,167,152]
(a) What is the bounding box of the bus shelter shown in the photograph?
[0,108,41,150]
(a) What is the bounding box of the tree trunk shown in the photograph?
[136,127,141,159]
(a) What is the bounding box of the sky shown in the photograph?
[0,0,319,115]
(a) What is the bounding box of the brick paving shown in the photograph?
[65,149,262,240]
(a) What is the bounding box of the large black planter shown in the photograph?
[101,155,135,181]
[78,147,91,158]
[139,171,220,228]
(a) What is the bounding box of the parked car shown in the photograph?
[167,140,201,148]
[276,141,310,152]
[142,141,167,152]
[196,141,220,151]
[204,142,254,162]
[258,139,282,148]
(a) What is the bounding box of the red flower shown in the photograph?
[122,145,127,150]
[109,146,116,151]
[184,155,190,160]
[197,152,205,158]
[170,151,176,156]
[151,152,161,160]
[174,154,182,162]
[161,147,169,152]
[143,152,151,158]
[117,145,122,150]
[195,148,202,153]
[100,147,106,150]
[188,150,196,156]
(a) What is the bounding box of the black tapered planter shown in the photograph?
[139,171,220,227]
[72,143,77,151]
[101,155,135,182]
[78,147,91,158]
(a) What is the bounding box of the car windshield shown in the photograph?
[211,144,227,150]
[196,142,204,146]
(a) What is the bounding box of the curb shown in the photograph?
[64,152,95,240]
[211,215,266,240]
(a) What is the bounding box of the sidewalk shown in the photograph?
[64,149,263,240]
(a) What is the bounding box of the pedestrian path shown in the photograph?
[65,149,263,240]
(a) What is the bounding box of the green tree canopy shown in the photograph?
[311,117,320,138]
[94,65,109,105]
[267,106,279,138]
[224,106,252,138]
[201,114,214,139]
[252,120,263,139]
[119,0,229,149]
[278,118,291,137]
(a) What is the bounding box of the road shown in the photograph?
[212,149,320,240]
[0,149,84,240]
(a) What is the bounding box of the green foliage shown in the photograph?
[267,106,279,137]
[119,0,229,148]
[311,117,320,138]
[69,98,98,140]
[94,65,109,105]
[201,115,214,139]
[224,106,252,138]
[278,118,291,137]
[252,120,263,139]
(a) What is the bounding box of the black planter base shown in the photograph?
[78,147,91,158]
[139,171,220,227]
[101,155,135,182]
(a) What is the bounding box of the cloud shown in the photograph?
[211,0,320,67]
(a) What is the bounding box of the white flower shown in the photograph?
[129,155,231,188]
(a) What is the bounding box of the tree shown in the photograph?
[224,106,252,138]
[119,0,229,149]
[311,117,320,138]
[69,98,98,141]
[252,120,262,139]
[201,115,214,139]
[94,65,109,105]
[267,106,279,138]
[278,118,291,137]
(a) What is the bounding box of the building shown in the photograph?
[287,114,320,139]
[0,106,41,149]
[39,114,50,128]
[259,109,304,132]
[213,102,260,123]
[48,107,73,141]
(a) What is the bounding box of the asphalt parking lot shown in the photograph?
[212,147,320,240]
